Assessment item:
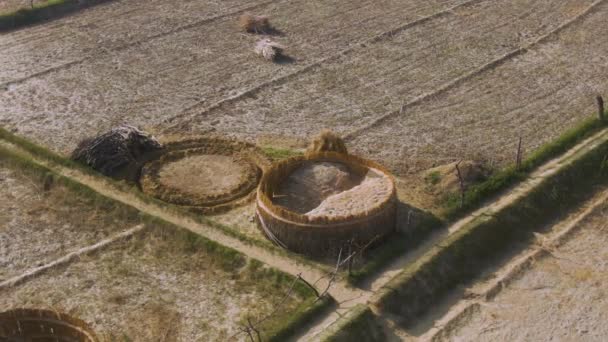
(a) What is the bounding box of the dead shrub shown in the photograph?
[239,14,271,33]
[306,130,348,155]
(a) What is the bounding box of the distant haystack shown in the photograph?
[71,125,162,177]
[306,129,348,155]
[254,39,285,62]
[239,14,271,33]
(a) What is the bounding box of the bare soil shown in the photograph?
[0,162,136,282]
[435,203,608,341]
[158,154,248,197]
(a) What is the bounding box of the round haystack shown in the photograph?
[0,308,98,342]
[256,151,397,256]
[139,137,268,214]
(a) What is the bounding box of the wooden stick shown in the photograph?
[516,136,523,171]
[297,274,320,298]
[598,95,605,122]
[455,161,466,208]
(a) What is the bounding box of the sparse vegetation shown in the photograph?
[373,129,608,325]
[262,146,303,160]
[425,170,442,185]
[442,117,607,220]
[0,143,333,340]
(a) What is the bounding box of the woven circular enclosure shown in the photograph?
[0,308,98,342]
[256,151,397,256]
[139,137,268,214]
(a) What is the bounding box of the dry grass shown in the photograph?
[254,39,285,62]
[307,129,348,155]
[239,13,271,33]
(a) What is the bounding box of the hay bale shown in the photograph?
[71,125,162,177]
[254,38,285,61]
[307,130,348,155]
[239,14,271,33]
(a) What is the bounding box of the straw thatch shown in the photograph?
[307,130,348,155]
[71,125,161,177]
[138,137,269,214]
[239,13,271,33]
[259,151,395,224]
[140,147,261,207]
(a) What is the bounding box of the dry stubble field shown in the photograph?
[2,0,608,340]
[0,159,313,341]
[1,0,606,177]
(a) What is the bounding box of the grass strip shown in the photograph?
[319,304,385,342]
[0,143,333,339]
[442,117,606,219]
[0,128,329,271]
[261,146,304,161]
[347,213,442,285]
[343,117,606,286]
[372,128,608,324]
[0,0,111,31]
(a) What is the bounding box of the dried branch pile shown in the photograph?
[71,125,162,176]
[239,14,271,33]
[255,39,285,62]
[306,129,348,155]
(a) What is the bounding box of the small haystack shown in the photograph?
[239,14,271,33]
[255,39,285,62]
[71,125,162,177]
[306,129,348,155]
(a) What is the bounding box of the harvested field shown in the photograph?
[433,201,608,341]
[0,0,606,174]
[1,0,477,152]
[0,228,311,341]
[177,0,608,174]
[0,159,136,282]
[2,0,608,339]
